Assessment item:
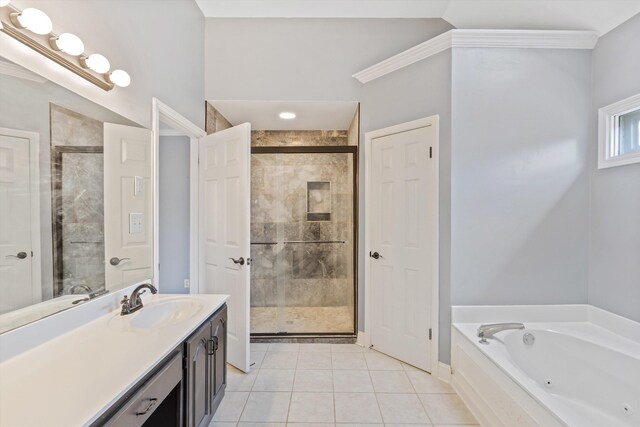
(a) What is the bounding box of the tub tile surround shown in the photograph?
[450,304,640,427]
[215,343,478,426]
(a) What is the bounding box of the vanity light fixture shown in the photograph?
[10,7,52,35]
[49,32,84,56]
[80,53,110,74]
[106,69,131,88]
[0,3,131,91]
[279,112,296,119]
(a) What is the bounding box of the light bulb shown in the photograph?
[50,33,84,56]
[0,0,11,7]
[279,112,296,119]
[15,8,53,35]
[107,69,131,88]
[81,53,110,74]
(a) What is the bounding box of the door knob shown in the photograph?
[110,257,131,266]
[6,251,28,260]
[369,251,382,260]
[229,257,245,266]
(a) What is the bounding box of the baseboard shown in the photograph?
[356,330,368,347]
[437,362,452,383]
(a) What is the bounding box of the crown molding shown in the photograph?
[0,58,47,83]
[353,29,599,83]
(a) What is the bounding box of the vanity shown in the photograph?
[0,293,229,426]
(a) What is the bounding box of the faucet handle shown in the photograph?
[120,295,131,315]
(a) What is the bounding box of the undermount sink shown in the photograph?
[127,298,204,329]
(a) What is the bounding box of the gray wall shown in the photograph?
[20,0,205,128]
[589,14,640,322]
[361,52,452,363]
[450,48,592,359]
[205,18,454,361]
[159,135,191,294]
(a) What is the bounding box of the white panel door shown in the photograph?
[0,134,33,314]
[200,123,251,372]
[104,124,153,289]
[370,125,437,372]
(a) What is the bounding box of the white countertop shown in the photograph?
[0,294,228,427]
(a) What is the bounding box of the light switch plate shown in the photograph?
[134,176,144,197]
[129,213,144,234]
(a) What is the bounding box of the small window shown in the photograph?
[599,93,640,169]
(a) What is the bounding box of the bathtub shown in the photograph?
[450,305,640,427]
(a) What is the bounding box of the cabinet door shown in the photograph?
[211,305,228,407]
[185,321,212,427]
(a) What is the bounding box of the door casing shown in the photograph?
[151,98,206,293]
[363,116,439,372]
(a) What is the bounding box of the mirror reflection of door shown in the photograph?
[0,128,40,314]
[103,123,153,289]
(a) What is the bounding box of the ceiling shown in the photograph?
[210,100,359,130]
[196,0,640,36]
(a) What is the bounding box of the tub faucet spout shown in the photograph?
[477,323,524,344]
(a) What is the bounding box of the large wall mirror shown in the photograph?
[0,56,153,334]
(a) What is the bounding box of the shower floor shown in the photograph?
[251,306,354,334]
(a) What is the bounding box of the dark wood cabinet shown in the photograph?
[210,305,227,414]
[185,321,211,427]
[184,304,227,427]
[96,303,227,427]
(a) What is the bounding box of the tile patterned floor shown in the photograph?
[250,307,354,334]
[212,343,478,427]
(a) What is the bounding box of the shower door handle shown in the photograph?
[229,257,245,266]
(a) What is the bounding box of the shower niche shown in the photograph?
[307,181,331,222]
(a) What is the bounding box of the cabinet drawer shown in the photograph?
[105,352,182,427]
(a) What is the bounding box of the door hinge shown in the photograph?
[429,146,433,159]
[429,328,432,340]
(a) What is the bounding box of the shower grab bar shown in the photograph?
[285,240,346,244]
[250,240,346,245]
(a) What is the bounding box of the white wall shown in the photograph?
[205,17,454,361]
[3,0,204,128]
[159,135,191,294]
[450,48,592,316]
[589,13,640,322]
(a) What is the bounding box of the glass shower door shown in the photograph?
[250,149,355,335]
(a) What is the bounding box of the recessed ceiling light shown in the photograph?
[279,112,296,120]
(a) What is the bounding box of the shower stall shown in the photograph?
[250,145,357,336]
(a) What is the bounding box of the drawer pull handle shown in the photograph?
[135,398,158,416]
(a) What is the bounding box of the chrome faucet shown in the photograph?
[477,323,524,344]
[71,288,109,304]
[120,283,158,315]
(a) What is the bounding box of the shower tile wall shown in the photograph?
[50,104,105,295]
[250,131,355,333]
[252,130,348,147]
